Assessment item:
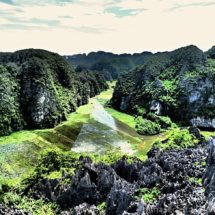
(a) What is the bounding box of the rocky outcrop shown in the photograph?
[0,49,108,135]
[61,203,101,215]
[203,137,215,214]
[206,46,215,59]
[19,128,209,215]
[111,45,215,129]
[0,204,31,215]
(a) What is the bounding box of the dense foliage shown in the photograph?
[0,49,108,135]
[155,128,199,150]
[111,45,215,129]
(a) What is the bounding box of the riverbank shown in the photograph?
[0,84,141,186]
[1,82,214,188]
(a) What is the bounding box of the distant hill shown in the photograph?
[65,51,153,80]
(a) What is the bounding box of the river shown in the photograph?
[71,99,135,154]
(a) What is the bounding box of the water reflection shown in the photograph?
[72,100,133,154]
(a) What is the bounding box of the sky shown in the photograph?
[0,0,215,55]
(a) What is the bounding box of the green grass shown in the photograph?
[0,100,94,186]
[188,177,202,185]
[96,80,136,129]
[137,187,160,203]
[155,128,199,150]
[96,81,167,160]
[106,108,136,129]
[133,132,168,160]
[201,131,215,140]
[1,191,58,215]
[96,81,116,104]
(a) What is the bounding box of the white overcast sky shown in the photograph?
[0,0,215,54]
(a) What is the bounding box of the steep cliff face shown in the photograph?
[111,45,215,129]
[0,49,108,136]
[203,137,215,214]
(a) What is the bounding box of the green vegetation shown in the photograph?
[155,128,199,150]
[0,65,23,136]
[97,81,140,132]
[106,108,136,129]
[135,117,161,135]
[0,149,133,214]
[201,131,215,140]
[97,202,106,213]
[1,192,58,215]
[0,49,108,136]
[0,99,95,186]
[111,45,215,128]
[137,187,160,203]
[188,177,202,186]
[134,113,175,135]
[96,81,116,105]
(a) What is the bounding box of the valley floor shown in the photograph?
[0,82,157,186]
[0,82,215,215]
[0,81,215,214]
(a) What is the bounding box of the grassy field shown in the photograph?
[96,81,165,159]
[96,81,136,129]
[0,100,94,186]
[0,82,173,185]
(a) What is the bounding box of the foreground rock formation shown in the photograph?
[204,137,215,215]
[1,128,209,215]
[0,204,30,215]
[0,49,108,136]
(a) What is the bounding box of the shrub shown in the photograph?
[135,117,161,135]
[156,116,175,129]
[137,187,160,203]
[1,192,58,215]
[156,128,198,150]
[97,202,106,212]
[147,113,175,129]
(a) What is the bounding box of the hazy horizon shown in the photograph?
[0,0,215,55]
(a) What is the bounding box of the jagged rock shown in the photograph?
[188,126,204,141]
[122,200,145,215]
[191,117,215,130]
[0,204,31,215]
[203,137,215,215]
[61,203,101,215]
[113,156,142,182]
[106,180,137,215]
[204,137,215,196]
[24,137,210,215]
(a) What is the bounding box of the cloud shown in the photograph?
[170,1,215,11]
[11,0,76,6]
[72,26,112,34]
[0,0,14,5]
[0,23,45,30]
[58,15,73,19]
[0,0,215,54]
[104,6,145,17]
